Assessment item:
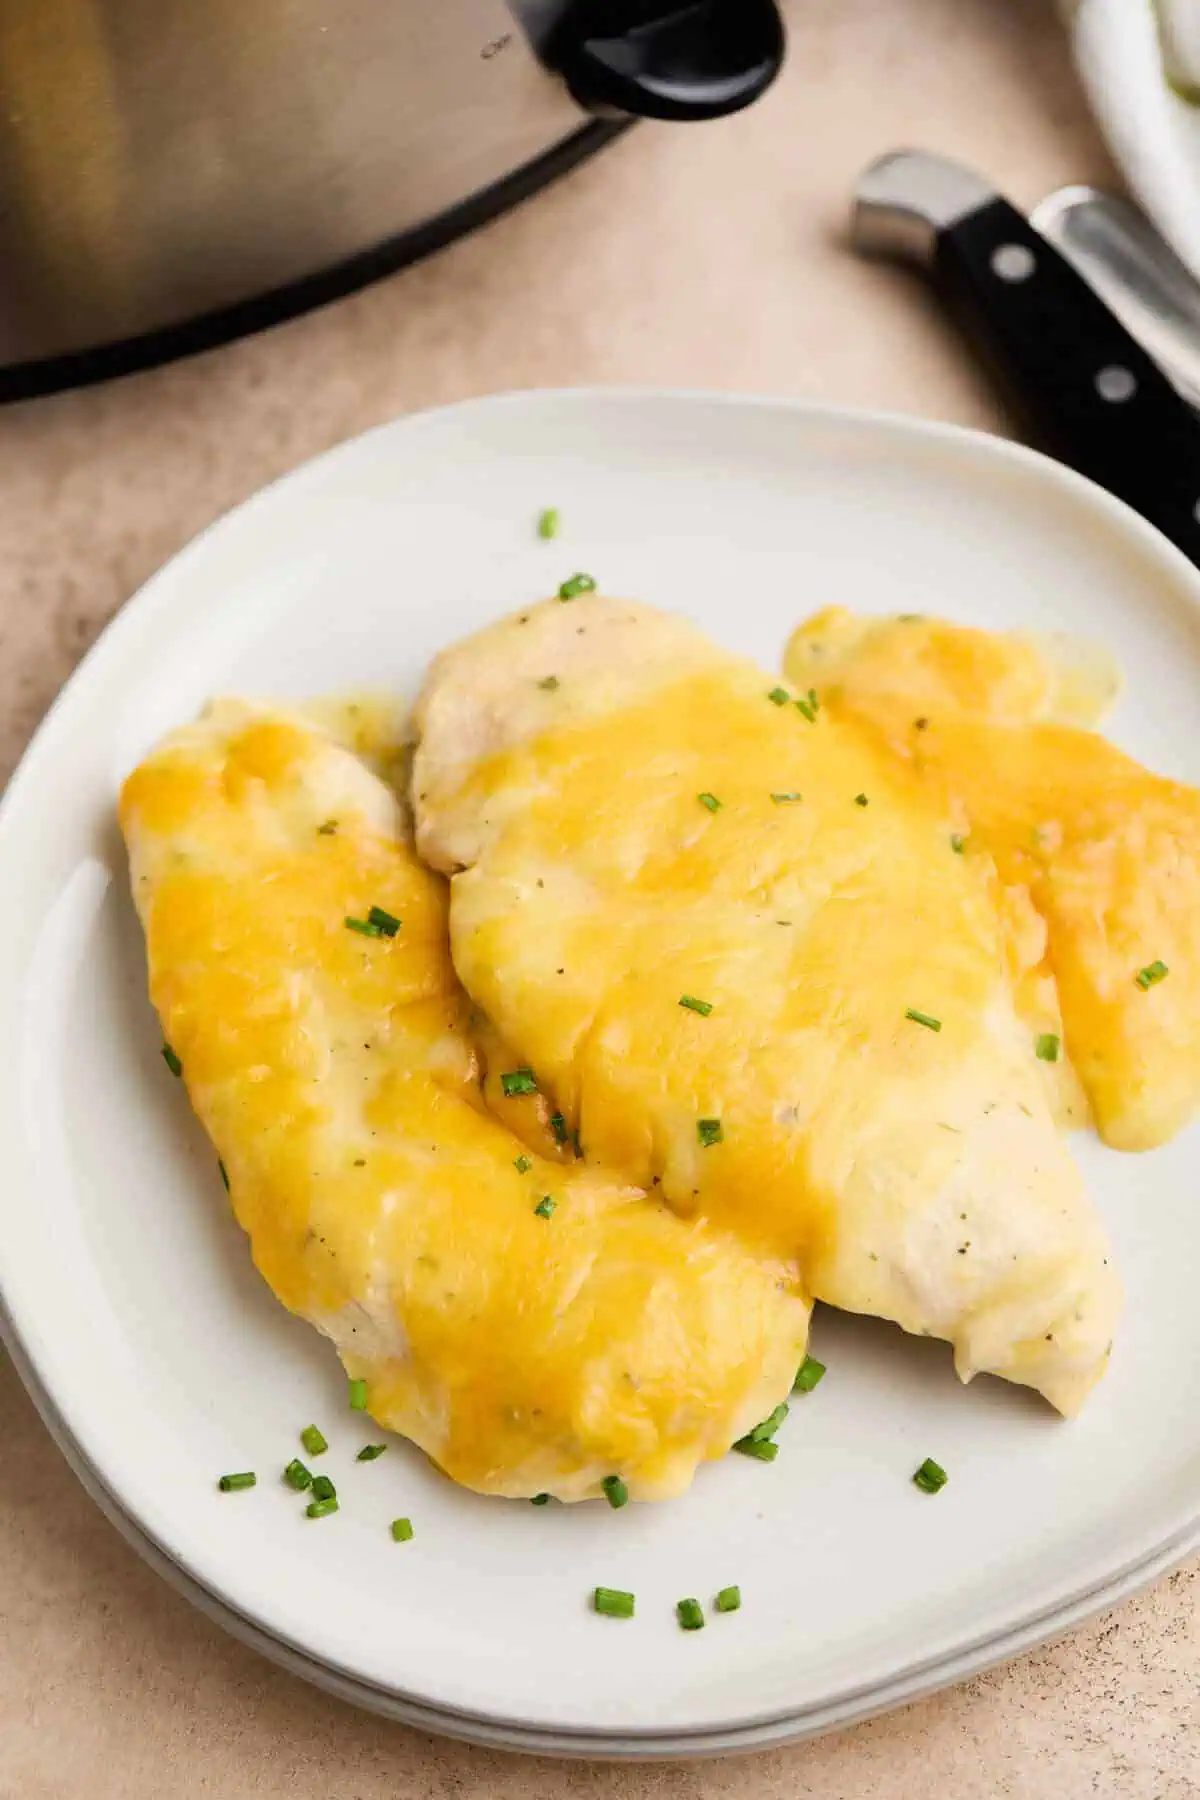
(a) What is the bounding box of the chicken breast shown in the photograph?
[786,609,1200,1150]
[119,700,807,1502]
[414,596,1122,1416]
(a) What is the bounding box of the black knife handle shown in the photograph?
[933,197,1200,568]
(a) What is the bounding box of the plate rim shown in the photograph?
[3,384,1200,1751]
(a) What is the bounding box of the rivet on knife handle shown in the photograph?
[853,150,1200,572]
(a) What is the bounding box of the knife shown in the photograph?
[852,150,1200,570]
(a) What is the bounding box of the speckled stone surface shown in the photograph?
[1,2,1197,1794]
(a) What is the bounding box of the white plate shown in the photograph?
[1071,0,1200,278]
[3,389,1200,1757]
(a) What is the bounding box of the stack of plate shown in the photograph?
[2,391,1198,1756]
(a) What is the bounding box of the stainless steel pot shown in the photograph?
[0,0,784,396]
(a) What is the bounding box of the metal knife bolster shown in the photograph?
[853,151,1200,572]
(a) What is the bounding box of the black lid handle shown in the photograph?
[549,0,785,123]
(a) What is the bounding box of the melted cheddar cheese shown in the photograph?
[120,701,807,1501]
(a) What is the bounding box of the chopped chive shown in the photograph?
[676,1597,705,1632]
[218,1159,230,1191]
[531,1492,552,1505]
[501,1068,537,1096]
[854,793,869,807]
[356,1444,387,1462]
[550,1111,569,1145]
[905,1008,942,1032]
[391,1516,414,1542]
[771,791,802,804]
[715,1585,742,1613]
[767,687,790,706]
[344,915,383,937]
[538,675,560,691]
[366,905,401,937]
[571,1127,584,1160]
[795,691,819,722]
[793,1355,826,1393]
[311,1474,337,1503]
[514,1154,533,1174]
[300,1425,328,1457]
[558,572,596,600]
[1135,960,1169,990]
[317,819,338,835]
[913,1457,948,1494]
[537,507,561,540]
[697,1117,723,1148]
[534,1195,557,1219]
[950,833,967,854]
[679,994,713,1016]
[733,1436,779,1462]
[162,1043,183,1078]
[348,1377,368,1411]
[601,1474,629,1510]
[1035,1033,1060,1064]
[284,1460,313,1491]
[744,1402,789,1443]
[697,791,722,813]
[593,1587,635,1619]
[306,1497,339,1520]
[217,1471,256,1492]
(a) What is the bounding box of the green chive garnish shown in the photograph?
[767,687,790,706]
[534,1196,557,1219]
[913,1457,948,1494]
[593,1587,635,1619]
[514,1154,532,1174]
[771,791,802,804]
[697,1117,723,1148]
[300,1425,328,1457]
[306,1497,339,1520]
[311,1474,336,1503]
[697,791,722,813]
[348,1377,368,1411]
[950,833,967,854]
[317,819,338,835]
[531,1493,552,1505]
[356,1444,387,1462]
[502,1069,537,1096]
[538,675,560,691]
[218,1159,230,1191]
[391,1517,414,1542]
[1035,1033,1060,1063]
[905,1008,942,1032]
[217,1471,256,1492]
[676,1597,705,1631]
[743,1402,788,1443]
[733,1437,779,1462]
[1136,960,1169,990]
[537,507,561,540]
[558,573,596,600]
[601,1474,629,1510]
[550,1111,569,1145]
[366,905,400,937]
[284,1460,312,1491]
[715,1586,742,1613]
[794,696,817,723]
[793,1355,826,1393]
[854,793,869,807]
[679,995,713,1016]
[344,915,383,937]
[162,1044,183,1078]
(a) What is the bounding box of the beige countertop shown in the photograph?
[2,2,1197,1794]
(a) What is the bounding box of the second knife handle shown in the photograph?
[933,196,1200,567]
